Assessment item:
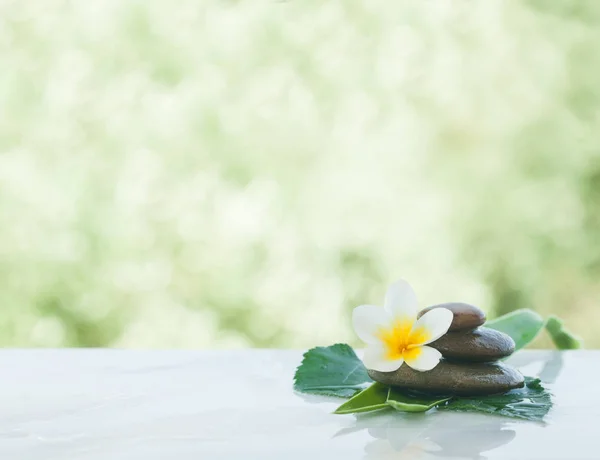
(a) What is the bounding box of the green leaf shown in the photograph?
[487,309,545,352]
[293,343,372,398]
[296,344,554,422]
[439,377,552,422]
[333,382,390,414]
[545,316,583,350]
[386,388,451,413]
[334,382,451,414]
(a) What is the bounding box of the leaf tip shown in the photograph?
[545,316,584,350]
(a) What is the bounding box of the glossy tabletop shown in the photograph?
[0,349,594,460]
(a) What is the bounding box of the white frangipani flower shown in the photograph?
[352,280,453,373]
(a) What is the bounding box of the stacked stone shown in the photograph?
[368,303,525,396]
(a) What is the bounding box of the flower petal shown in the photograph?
[352,305,391,344]
[403,345,442,372]
[409,307,453,345]
[384,279,418,320]
[362,343,405,372]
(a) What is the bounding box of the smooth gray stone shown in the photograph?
[430,327,515,362]
[368,361,524,396]
[418,303,486,332]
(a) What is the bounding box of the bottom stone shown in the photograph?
[367,361,524,396]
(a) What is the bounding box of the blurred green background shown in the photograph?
[0,1,598,348]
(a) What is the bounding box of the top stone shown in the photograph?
[418,302,486,332]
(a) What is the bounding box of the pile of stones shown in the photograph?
[368,303,524,395]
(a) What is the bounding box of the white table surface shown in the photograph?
[0,349,594,460]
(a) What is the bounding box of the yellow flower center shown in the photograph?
[377,318,431,361]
